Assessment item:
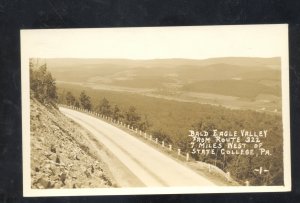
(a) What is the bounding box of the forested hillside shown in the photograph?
[58,84,283,186]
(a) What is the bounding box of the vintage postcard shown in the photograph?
[21,25,291,196]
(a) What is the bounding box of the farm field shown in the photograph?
[47,57,282,113]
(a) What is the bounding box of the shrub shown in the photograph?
[30,63,57,104]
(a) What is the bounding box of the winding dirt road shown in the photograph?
[60,107,216,187]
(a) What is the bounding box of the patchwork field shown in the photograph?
[45,57,281,112]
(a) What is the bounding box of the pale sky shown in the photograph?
[21,24,288,60]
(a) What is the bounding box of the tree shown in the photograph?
[79,91,92,110]
[97,98,111,116]
[30,63,57,104]
[65,91,76,106]
[74,99,80,108]
[125,106,141,128]
[112,105,123,120]
[138,115,150,132]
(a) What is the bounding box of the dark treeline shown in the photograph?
[60,91,150,132]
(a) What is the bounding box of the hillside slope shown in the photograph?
[30,98,114,189]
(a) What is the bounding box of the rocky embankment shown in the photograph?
[30,98,114,189]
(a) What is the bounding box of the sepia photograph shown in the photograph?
[21,25,290,196]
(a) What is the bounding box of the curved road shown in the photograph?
[60,107,216,187]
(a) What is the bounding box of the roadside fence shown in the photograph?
[60,104,243,185]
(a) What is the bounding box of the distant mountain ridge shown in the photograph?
[45,57,280,70]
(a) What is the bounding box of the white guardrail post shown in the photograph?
[226,172,231,181]
[186,153,189,161]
